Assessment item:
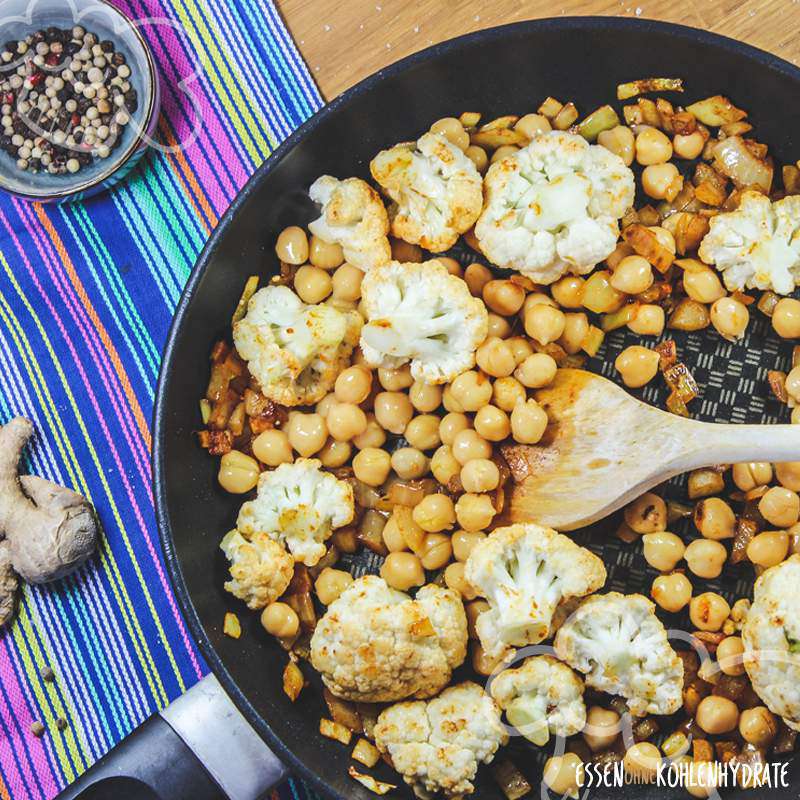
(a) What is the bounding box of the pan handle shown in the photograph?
[56,674,288,800]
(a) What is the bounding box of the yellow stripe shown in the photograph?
[0,265,180,705]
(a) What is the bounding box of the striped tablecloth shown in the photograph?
[0,1,322,798]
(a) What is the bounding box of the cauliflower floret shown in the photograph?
[359,260,488,384]
[219,529,294,610]
[464,523,606,659]
[374,682,508,799]
[742,554,800,730]
[698,191,800,294]
[237,458,353,567]
[370,132,483,252]
[554,592,684,717]
[310,576,467,702]
[490,655,586,746]
[308,175,391,270]
[475,131,635,283]
[233,285,361,406]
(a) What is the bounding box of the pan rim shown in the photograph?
[151,15,800,800]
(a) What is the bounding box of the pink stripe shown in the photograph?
[0,210,203,683]
[13,200,152,490]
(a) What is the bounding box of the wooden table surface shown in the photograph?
[277,0,798,100]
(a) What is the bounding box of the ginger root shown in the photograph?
[0,542,18,627]
[0,418,98,591]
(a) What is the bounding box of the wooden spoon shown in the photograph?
[503,368,800,531]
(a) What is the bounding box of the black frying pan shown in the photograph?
[60,16,800,800]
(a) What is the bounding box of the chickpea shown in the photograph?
[218,449,259,493]
[331,263,363,301]
[286,412,327,456]
[460,459,500,493]
[772,297,800,338]
[492,145,519,163]
[455,493,495,532]
[382,513,409,552]
[390,239,423,263]
[252,429,292,466]
[551,275,585,308]
[582,706,620,752]
[559,312,590,355]
[380,552,425,591]
[747,531,789,568]
[506,336,534,365]
[465,599,489,638]
[641,162,683,201]
[452,529,486,562]
[486,312,512,339]
[449,371,493,412]
[716,636,745,676]
[378,365,413,391]
[543,753,584,798]
[510,399,548,444]
[673,130,705,160]
[694,497,736,540]
[651,572,692,612]
[524,304,566,345]
[683,267,725,304]
[391,447,429,480]
[759,486,800,528]
[623,742,662,780]
[314,568,353,606]
[710,296,749,339]
[452,429,492,465]
[418,533,453,570]
[635,127,672,165]
[373,391,413,434]
[515,113,552,138]
[476,337,516,378]
[464,263,493,296]
[786,366,800,403]
[625,492,667,534]
[439,412,470,446]
[465,144,488,172]
[610,255,653,295]
[471,641,502,675]
[642,531,685,572]
[445,561,477,599]
[412,493,456,533]
[318,438,352,468]
[628,304,666,336]
[275,225,308,264]
[316,393,339,418]
[437,256,462,277]
[492,376,527,412]
[598,125,635,166]
[326,402,368,442]
[405,414,442,451]
[260,601,299,638]
[442,384,465,413]
[690,592,730,631]
[430,116,469,150]
[515,353,557,389]
[352,414,386,450]
[352,447,391,486]
[739,706,777,748]
[615,345,660,388]
[732,462,772,491]
[294,264,332,304]
[474,405,511,441]
[482,280,526,316]
[431,445,461,485]
[685,539,727,579]
[685,761,718,799]
[777,461,800,492]
[309,234,344,269]
[335,365,372,404]
[696,696,739,735]
[409,380,442,413]
[522,291,557,313]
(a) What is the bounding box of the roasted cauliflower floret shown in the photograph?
[308,175,391,270]
[464,523,606,659]
[237,458,353,567]
[475,131,635,283]
[374,682,508,799]
[219,529,294,610]
[698,191,800,294]
[233,285,361,406]
[742,554,800,730]
[490,655,586,746]
[359,260,489,384]
[554,592,683,717]
[370,132,483,251]
[310,576,467,702]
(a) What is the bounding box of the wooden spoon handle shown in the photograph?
[681,422,800,469]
